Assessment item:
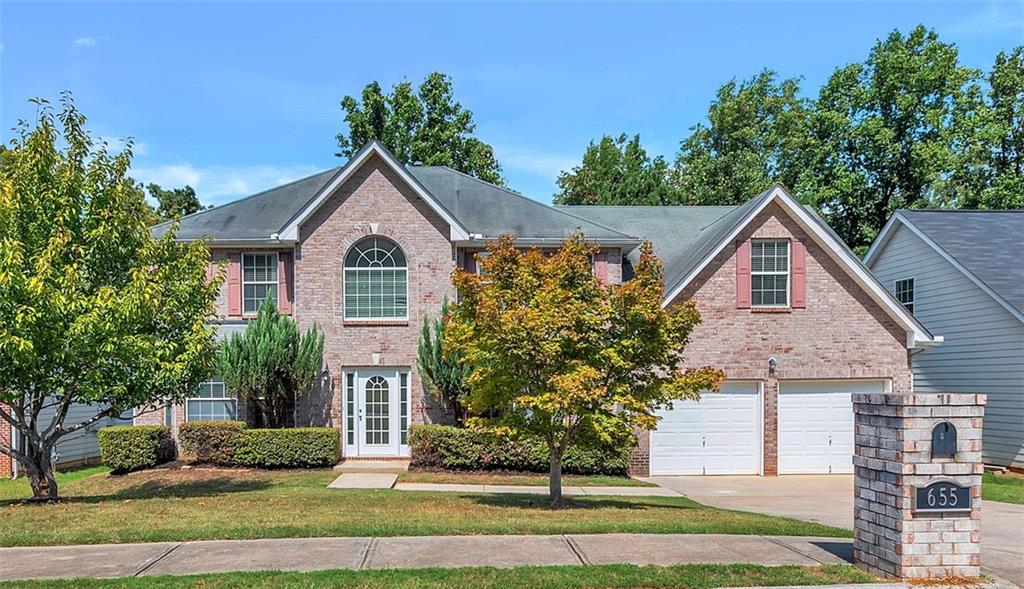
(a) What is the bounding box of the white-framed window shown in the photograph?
[242,252,278,314]
[186,377,237,422]
[344,236,408,319]
[895,278,914,314]
[400,372,409,446]
[751,239,790,307]
[345,373,356,448]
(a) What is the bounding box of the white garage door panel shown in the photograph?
[651,382,760,476]
[778,380,886,475]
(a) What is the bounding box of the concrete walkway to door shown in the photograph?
[647,475,1024,587]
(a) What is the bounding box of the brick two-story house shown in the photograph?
[136,140,939,476]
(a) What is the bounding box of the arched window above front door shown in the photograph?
[343,236,408,319]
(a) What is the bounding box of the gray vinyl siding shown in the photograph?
[870,224,1024,468]
[32,402,120,467]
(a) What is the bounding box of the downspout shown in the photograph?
[11,424,19,479]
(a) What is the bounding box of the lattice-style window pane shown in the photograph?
[895,278,915,314]
[364,376,390,445]
[242,253,278,314]
[751,240,790,307]
[345,373,356,447]
[187,377,236,422]
[400,372,409,446]
[344,237,407,319]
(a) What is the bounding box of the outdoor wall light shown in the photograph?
[768,357,778,374]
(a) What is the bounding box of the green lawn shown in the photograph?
[3,564,876,589]
[0,466,110,501]
[983,471,1024,505]
[0,468,848,546]
[398,470,654,487]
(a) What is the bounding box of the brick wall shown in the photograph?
[852,393,984,579]
[1,405,11,478]
[631,202,913,476]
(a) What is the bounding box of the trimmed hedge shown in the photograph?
[234,428,340,468]
[179,421,339,468]
[408,425,630,475]
[99,426,175,473]
[179,421,246,465]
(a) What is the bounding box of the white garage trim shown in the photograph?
[777,379,890,475]
[650,381,763,476]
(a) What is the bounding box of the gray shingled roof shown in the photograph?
[559,187,773,289]
[407,166,636,241]
[152,167,341,241]
[900,210,1024,314]
[155,163,636,243]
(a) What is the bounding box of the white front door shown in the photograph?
[343,369,410,458]
[777,380,887,474]
[650,381,762,476]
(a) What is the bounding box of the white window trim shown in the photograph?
[185,378,238,422]
[242,252,279,315]
[894,277,915,314]
[751,239,791,308]
[342,239,409,321]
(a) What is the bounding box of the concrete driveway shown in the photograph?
[649,475,1024,587]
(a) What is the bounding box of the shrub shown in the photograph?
[178,421,246,465]
[99,426,175,473]
[409,425,630,475]
[234,428,339,468]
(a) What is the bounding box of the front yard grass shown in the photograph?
[0,466,110,502]
[0,468,848,546]
[397,470,655,487]
[983,471,1024,505]
[3,564,876,589]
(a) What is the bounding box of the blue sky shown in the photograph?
[2,2,1022,206]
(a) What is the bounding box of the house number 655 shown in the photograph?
[927,487,957,507]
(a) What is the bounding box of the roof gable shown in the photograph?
[865,210,1024,323]
[279,141,470,242]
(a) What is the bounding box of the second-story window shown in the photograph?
[895,278,914,314]
[344,236,408,319]
[751,239,790,307]
[242,253,278,314]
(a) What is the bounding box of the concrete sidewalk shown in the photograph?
[0,533,854,581]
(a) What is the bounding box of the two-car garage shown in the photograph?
[650,379,888,476]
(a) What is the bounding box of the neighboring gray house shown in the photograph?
[865,210,1024,469]
[3,403,119,478]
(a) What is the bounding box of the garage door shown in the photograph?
[777,380,887,474]
[650,382,760,476]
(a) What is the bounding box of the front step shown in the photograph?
[333,459,410,474]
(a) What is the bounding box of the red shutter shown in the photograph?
[205,261,214,284]
[278,251,294,314]
[462,250,477,274]
[736,240,751,309]
[595,252,609,284]
[791,239,807,309]
[227,253,242,317]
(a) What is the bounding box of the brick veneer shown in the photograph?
[630,202,913,476]
[1,404,11,477]
[852,393,984,579]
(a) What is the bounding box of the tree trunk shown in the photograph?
[24,441,59,502]
[548,444,563,506]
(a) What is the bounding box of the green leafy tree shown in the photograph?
[553,134,682,205]
[674,70,810,205]
[147,183,207,221]
[216,298,325,428]
[950,47,1024,209]
[446,234,724,504]
[801,26,984,252]
[417,298,471,424]
[0,94,220,500]
[336,72,504,185]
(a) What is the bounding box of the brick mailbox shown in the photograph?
[852,393,985,579]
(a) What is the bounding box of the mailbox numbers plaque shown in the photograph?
[914,480,971,514]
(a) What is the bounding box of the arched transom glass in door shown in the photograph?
[363,376,390,445]
[344,236,408,319]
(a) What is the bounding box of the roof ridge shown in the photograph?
[422,165,639,240]
[901,209,1024,213]
[151,165,341,230]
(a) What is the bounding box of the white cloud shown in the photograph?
[129,162,324,206]
[72,36,97,48]
[948,3,1024,35]
[495,145,579,180]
